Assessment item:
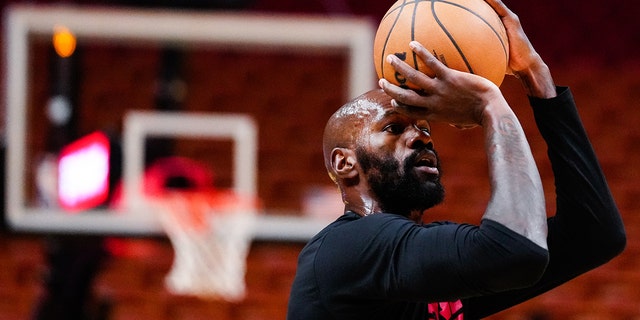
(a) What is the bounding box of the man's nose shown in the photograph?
[407,125,433,149]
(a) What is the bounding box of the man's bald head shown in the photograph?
[322,89,392,181]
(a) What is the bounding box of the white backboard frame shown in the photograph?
[4,5,375,240]
[123,111,258,217]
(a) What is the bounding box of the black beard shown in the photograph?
[356,147,445,217]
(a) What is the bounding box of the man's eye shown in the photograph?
[383,124,403,134]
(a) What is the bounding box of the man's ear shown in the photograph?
[330,148,358,179]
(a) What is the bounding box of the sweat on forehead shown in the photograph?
[334,89,391,119]
[322,90,392,167]
[335,98,384,120]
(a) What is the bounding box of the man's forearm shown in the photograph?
[481,100,548,249]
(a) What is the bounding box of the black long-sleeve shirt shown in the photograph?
[287,87,626,320]
[464,87,627,318]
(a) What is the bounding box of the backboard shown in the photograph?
[4,5,376,240]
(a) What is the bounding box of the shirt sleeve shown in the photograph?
[462,87,627,319]
[315,215,548,307]
[388,219,549,302]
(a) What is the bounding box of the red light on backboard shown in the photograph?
[57,131,110,212]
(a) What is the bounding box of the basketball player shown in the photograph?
[286,0,626,319]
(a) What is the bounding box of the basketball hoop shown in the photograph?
[152,189,258,302]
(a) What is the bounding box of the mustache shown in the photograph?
[405,148,440,169]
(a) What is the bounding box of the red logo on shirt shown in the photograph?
[427,300,463,319]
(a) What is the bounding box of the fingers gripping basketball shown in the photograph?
[373,0,509,89]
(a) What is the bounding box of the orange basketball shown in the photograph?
[373,0,509,89]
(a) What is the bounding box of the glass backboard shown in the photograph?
[4,4,375,240]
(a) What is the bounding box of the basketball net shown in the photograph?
[152,189,258,302]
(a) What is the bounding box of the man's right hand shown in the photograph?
[379,41,507,129]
